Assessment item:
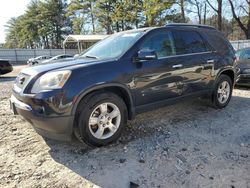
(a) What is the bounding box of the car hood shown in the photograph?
[21,58,100,76]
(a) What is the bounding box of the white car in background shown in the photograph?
[27,55,52,65]
[42,54,74,64]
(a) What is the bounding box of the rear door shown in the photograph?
[172,29,214,94]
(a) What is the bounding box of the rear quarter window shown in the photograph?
[202,30,235,57]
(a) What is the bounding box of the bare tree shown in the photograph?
[203,2,207,24]
[189,0,202,24]
[187,0,207,24]
[176,0,187,22]
[206,0,223,30]
[228,0,250,39]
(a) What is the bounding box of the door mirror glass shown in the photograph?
[137,50,157,61]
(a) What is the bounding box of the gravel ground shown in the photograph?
[0,68,250,188]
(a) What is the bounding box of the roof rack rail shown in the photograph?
[165,23,216,30]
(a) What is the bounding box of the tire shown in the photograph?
[75,91,127,147]
[212,74,233,109]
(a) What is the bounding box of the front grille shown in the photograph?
[14,73,31,89]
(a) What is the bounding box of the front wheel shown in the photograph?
[212,75,233,109]
[75,92,127,147]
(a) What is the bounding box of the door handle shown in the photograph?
[207,59,215,63]
[172,64,183,69]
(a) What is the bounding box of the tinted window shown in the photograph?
[202,30,235,57]
[140,31,176,58]
[173,31,207,55]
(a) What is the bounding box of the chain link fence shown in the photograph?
[0,49,78,64]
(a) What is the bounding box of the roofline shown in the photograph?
[112,27,156,34]
[165,23,216,30]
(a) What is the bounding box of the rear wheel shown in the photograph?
[75,92,127,146]
[212,75,233,109]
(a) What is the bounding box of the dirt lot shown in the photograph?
[0,66,250,188]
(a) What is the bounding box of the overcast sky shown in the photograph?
[0,0,30,43]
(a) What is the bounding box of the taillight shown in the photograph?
[235,56,240,62]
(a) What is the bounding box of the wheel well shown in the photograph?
[220,70,234,83]
[75,86,134,120]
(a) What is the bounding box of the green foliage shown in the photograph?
[4,0,177,48]
[6,0,177,47]
[67,0,96,34]
[5,0,69,49]
[143,0,174,26]
[5,0,250,48]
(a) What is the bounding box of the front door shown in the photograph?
[132,30,185,106]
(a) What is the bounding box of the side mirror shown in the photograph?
[137,50,157,61]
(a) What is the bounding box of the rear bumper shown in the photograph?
[10,95,74,141]
[236,74,250,86]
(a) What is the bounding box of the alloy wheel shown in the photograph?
[217,81,230,104]
[88,102,121,140]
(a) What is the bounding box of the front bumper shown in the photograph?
[236,74,250,86]
[10,95,74,141]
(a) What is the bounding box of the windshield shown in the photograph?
[80,31,144,60]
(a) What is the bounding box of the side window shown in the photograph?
[140,31,176,58]
[173,31,208,55]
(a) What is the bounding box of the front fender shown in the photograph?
[71,82,135,117]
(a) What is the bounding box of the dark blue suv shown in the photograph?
[10,24,236,146]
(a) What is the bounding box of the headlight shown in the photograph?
[243,69,250,74]
[31,70,71,93]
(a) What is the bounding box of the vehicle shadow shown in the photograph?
[235,85,250,91]
[44,97,216,186]
[44,95,250,187]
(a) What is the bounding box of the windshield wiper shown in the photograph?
[83,55,98,59]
